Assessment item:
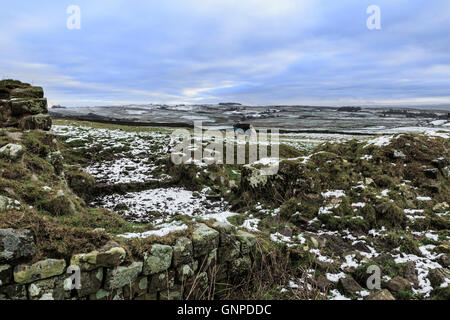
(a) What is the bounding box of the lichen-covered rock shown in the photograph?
[386,276,411,293]
[172,237,193,267]
[76,268,103,297]
[185,271,208,299]
[19,113,52,131]
[365,289,396,300]
[0,228,36,263]
[241,165,270,189]
[338,276,363,295]
[0,143,24,161]
[0,196,24,212]
[143,244,173,275]
[192,224,219,258]
[14,259,66,284]
[70,243,126,271]
[28,275,71,300]
[104,262,143,290]
[0,283,27,300]
[229,256,251,278]
[176,262,198,282]
[428,268,450,288]
[236,230,256,255]
[123,276,148,300]
[433,202,449,212]
[10,98,47,116]
[0,264,12,286]
[149,271,175,292]
[89,288,124,300]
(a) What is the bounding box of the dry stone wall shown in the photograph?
[0,222,256,300]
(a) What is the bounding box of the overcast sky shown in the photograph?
[1,0,449,107]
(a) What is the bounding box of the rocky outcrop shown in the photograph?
[0,79,51,131]
[0,229,36,263]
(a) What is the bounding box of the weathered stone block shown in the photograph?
[14,258,66,284]
[172,237,193,267]
[229,256,251,278]
[0,228,36,263]
[143,244,173,275]
[76,268,103,297]
[123,276,148,299]
[236,230,256,255]
[192,224,219,258]
[149,271,175,292]
[71,243,126,271]
[218,240,241,263]
[10,86,44,99]
[0,283,27,300]
[19,113,52,131]
[212,221,236,246]
[10,98,47,116]
[105,261,143,290]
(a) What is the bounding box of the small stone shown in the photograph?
[316,274,333,292]
[143,244,173,275]
[279,226,293,237]
[403,261,419,288]
[439,254,450,267]
[392,149,406,159]
[442,166,450,178]
[76,268,103,297]
[28,275,70,300]
[386,276,411,293]
[0,144,24,161]
[104,262,143,290]
[338,276,363,295]
[0,228,36,263]
[0,196,24,212]
[365,289,396,300]
[14,259,66,284]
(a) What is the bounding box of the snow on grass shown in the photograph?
[321,190,346,198]
[326,272,346,283]
[417,196,432,201]
[242,218,260,232]
[117,220,188,239]
[329,289,351,300]
[364,135,393,147]
[309,249,334,263]
[93,187,235,224]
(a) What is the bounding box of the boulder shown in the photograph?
[386,276,411,292]
[104,262,143,290]
[14,259,66,284]
[428,268,450,288]
[338,276,363,295]
[70,242,126,271]
[0,195,24,212]
[143,244,173,275]
[0,228,36,263]
[172,237,193,267]
[10,98,47,116]
[192,224,219,258]
[0,143,24,161]
[365,289,396,300]
[19,114,52,131]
